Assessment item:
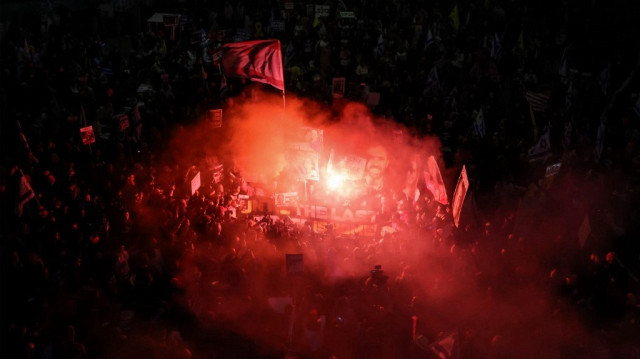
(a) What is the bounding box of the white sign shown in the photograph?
[191,171,201,195]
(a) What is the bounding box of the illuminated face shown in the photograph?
[366,145,388,179]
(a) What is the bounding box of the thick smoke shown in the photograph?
[149,89,638,359]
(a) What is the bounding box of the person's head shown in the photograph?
[406,154,420,187]
[606,251,616,264]
[366,144,389,180]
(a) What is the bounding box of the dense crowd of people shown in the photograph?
[2,0,640,358]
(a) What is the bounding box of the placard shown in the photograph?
[80,126,96,145]
[332,77,346,98]
[275,192,299,207]
[191,171,201,195]
[210,109,223,128]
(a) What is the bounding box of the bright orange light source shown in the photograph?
[327,173,344,190]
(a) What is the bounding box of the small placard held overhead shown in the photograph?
[80,126,96,145]
[332,77,346,98]
[191,171,201,195]
[210,109,223,128]
[213,164,224,184]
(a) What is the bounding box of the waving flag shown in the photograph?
[525,91,550,112]
[221,39,284,91]
[528,127,551,162]
[452,166,469,228]
[424,156,448,205]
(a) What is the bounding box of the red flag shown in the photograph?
[222,40,285,91]
[424,156,448,205]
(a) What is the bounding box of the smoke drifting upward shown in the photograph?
[158,88,443,194]
[152,89,637,359]
[216,91,444,192]
[223,92,329,184]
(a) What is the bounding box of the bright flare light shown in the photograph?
[327,172,344,190]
